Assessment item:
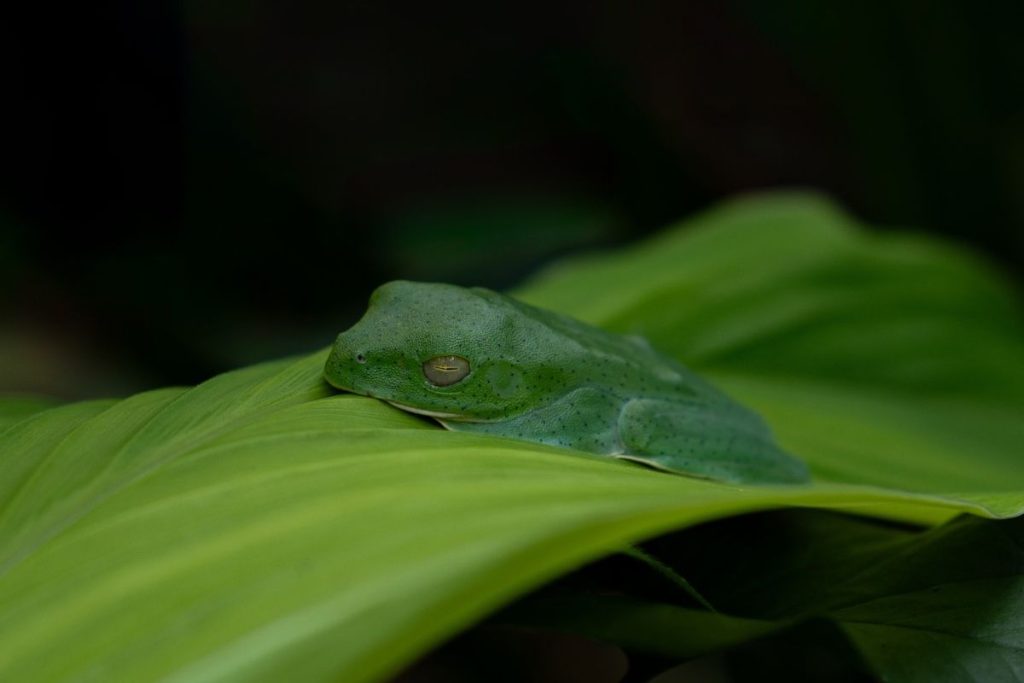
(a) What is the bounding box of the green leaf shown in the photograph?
[516,193,1024,403]
[1,192,1022,682]
[833,516,1024,682]
[516,192,1024,511]
[643,510,1024,682]
[507,511,1024,681]
[499,593,786,661]
[0,394,61,431]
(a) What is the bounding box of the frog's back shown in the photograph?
[465,288,809,484]
[509,291,809,483]
[490,290,703,393]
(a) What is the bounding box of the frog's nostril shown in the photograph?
[355,353,366,364]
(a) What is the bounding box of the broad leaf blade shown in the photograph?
[516,193,1024,402]
[501,594,785,660]
[517,192,1024,506]
[517,512,1024,682]
[1,192,1022,682]
[0,357,1012,683]
[833,516,1024,683]
[0,395,60,431]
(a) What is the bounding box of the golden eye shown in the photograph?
[422,355,470,386]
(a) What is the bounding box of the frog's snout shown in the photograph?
[325,331,362,392]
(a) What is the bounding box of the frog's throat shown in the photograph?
[386,400,484,422]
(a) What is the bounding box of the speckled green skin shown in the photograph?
[324,281,810,484]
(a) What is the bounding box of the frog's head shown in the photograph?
[324,280,556,421]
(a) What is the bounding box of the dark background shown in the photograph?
[3,0,1023,399]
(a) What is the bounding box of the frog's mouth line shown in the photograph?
[327,377,482,422]
[386,400,472,420]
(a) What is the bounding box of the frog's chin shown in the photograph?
[386,400,481,422]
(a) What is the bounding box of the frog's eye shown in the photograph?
[423,355,470,386]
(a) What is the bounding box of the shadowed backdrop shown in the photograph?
[2,0,1022,398]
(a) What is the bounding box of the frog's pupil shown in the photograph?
[423,355,470,386]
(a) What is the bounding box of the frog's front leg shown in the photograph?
[438,387,626,456]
